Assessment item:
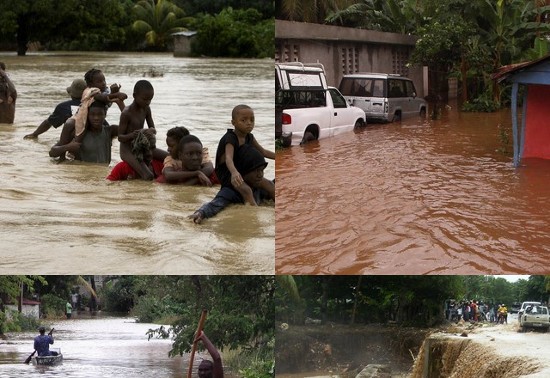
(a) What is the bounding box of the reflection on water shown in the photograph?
[0,315,235,378]
[0,52,274,274]
[276,107,550,274]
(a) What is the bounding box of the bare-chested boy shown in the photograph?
[117,80,166,180]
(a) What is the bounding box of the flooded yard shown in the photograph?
[276,106,550,274]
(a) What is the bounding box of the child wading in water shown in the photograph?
[157,126,216,185]
[215,104,274,205]
[118,79,166,180]
[190,144,274,224]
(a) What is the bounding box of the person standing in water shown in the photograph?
[117,80,167,180]
[0,62,17,124]
[65,300,73,319]
[24,79,87,139]
[195,331,224,378]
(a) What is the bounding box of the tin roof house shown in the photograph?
[172,31,197,57]
[493,55,550,166]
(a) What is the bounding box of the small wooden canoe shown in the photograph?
[33,349,63,366]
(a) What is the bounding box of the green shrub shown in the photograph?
[0,310,40,332]
[462,92,500,112]
[191,8,274,58]
[40,294,66,318]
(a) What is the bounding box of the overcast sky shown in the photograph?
[494,275,529,282]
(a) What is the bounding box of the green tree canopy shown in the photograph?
[132,0,188,50]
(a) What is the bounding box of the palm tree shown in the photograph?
[132,0,188,50]
[278,0,354,23]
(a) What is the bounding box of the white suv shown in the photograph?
[339,73,427,123]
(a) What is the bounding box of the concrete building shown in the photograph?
[275,20,427,97]
[5,299,41,320]
[172,31,198,57]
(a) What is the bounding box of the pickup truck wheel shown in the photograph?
[300,126,318,145]
[354,120,365,128]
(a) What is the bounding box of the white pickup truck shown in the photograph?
[275,62,366,147]
[519,304,549,332]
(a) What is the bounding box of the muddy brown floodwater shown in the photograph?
[276,105,550,275]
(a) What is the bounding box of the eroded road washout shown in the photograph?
[276,319,549,378]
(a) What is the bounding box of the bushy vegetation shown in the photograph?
[190,8,274,58]
[0,310,40,333]
[276,275,550,327]
[40,294,66,318]
[0,0,273,56]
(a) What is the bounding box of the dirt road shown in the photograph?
[465,314,550,377]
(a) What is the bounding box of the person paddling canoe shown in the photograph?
[33,327,57,357]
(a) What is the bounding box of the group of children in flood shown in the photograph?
[29,68,274,223]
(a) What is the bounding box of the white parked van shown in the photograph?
[339,73,427,123]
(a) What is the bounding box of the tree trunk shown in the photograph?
[460,56,469,104]
[18,283,23,313]
[16,16,30,56]
[350,276,362,325]
[89,276,97,311]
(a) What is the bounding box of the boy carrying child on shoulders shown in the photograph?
[214,104,274,205]
[189,144,274,224]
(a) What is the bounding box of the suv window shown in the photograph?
[404,80,417,97]
[388,79,405,98]
[339,78,386,97]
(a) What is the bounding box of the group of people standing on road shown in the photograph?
[17,67,274,222]
[447,300,508,324]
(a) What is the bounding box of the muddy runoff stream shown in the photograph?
[0,52,274,274]
[0,313,237,378]
[276,316,549,378]
[276,106,550,275]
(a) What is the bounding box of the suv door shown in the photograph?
[404,80,424,117]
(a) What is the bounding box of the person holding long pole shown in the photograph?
[195,331,224,378]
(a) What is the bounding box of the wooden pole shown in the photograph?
[187,309,207,378]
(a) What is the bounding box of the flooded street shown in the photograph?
[276,106,550,274]
[0,314,236,377]
[0,52,274,274]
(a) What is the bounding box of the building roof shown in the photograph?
[172,31,197,37]
[492,54,550,82]
[6,298,41,305]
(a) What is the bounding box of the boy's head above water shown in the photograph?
[231,104,255,135]
[133,80,154,107]
[166,126,190,157]
[178,134,203,171]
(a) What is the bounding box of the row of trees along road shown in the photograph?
[277,0,550,111]
[0,0,274,58]
[275,275,550,327]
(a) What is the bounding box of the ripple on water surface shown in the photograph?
[276,112,550,274]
